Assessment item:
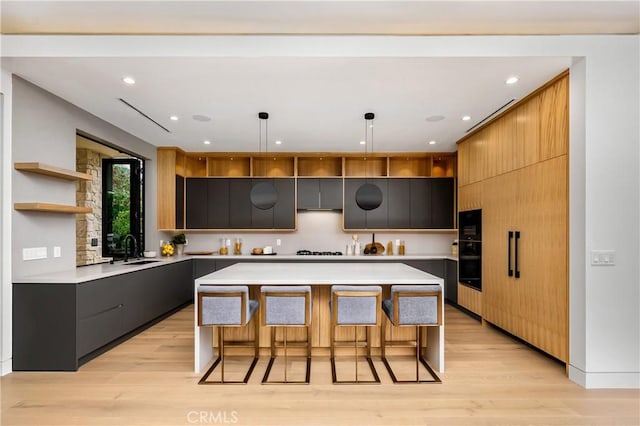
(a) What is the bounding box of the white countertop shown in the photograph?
[13,253,456,284]
[196,262,444,286]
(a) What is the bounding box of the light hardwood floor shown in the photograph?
[2,305,638,425]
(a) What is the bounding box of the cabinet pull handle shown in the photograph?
[508,231,514,277]
[515,231,521,279]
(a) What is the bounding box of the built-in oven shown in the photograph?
[458,209,482,291]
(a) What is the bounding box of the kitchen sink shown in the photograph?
[124,260,161,265]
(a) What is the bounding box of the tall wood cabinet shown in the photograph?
[457,71,569,362]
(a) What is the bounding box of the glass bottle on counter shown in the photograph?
[219,238,229,255]
[387,241,394,255]
[234,237,242,255]
[398,240,406,255]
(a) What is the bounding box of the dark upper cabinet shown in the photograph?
[273,179,296,229]
[229,178,252,229]
[430,178,455,229]
[387,179,411,228]
[207,179,230,228]
[319,179,343,210]
[410,179,431,228]
[297,179,320,209]
[344,177,454,230]
[298,178,343,210]
[250,178,275,228]
[343,178,367,229]
[365,179,388,229]
[185,178,209,229]
[186,177,294,230]
[175,175,185,229]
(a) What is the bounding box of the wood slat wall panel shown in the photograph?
[515,94,540,169]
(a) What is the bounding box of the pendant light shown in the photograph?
[250,112,278,210]
[355,112,383,211]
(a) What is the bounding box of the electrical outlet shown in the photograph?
[276,239,281,247]
[54,246,61,258]
[591,250,615,266]
[91,238,98,247]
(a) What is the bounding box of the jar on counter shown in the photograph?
[398,240,405,255]
[219,238,229,255]
[451,240,458,256]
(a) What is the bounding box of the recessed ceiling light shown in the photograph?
[425,115,445,122]
[506,76,519,85]
[360,141,366,145]
[122,76,135,85]
[169,115,179,121]
[275,140,282,145]
[429,140,437,145]
[203,140,211,145]
[462,115,471,121]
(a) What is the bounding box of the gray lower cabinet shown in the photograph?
[445,259,458,304]
[13,261,193,371]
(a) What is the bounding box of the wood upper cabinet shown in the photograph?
[539,75,569,160]
[457,72,568,185]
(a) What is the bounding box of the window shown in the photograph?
[102,158,145,259]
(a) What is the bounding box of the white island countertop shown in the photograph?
[196,262,444,286]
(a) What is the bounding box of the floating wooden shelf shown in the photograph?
[14,203,92,214]
[14,162,92,181]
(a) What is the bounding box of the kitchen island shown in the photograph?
[194,262,445,374]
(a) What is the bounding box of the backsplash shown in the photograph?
[161,211,456,255]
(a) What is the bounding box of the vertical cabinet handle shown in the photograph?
[515,231,521,279]
[508,231,514,277]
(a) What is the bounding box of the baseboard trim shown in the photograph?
[1,357,12,376]
[569,364,640,389]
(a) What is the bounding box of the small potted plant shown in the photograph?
[172,233,187,256]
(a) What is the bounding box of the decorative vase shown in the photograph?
[175,243,185,256]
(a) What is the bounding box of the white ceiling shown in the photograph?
[1,1,636,153]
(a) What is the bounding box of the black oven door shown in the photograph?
[459,242,481,290]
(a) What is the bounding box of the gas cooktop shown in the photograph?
[296,250,343,256]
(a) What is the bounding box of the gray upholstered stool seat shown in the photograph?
[260,286,312,384]
[330,285,382,384]
[197,285,260,384]
[380,285,442,383]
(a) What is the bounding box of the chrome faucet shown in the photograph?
[123,234,138,262]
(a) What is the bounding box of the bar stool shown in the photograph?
[260,285,312,384]
[381,285,442,383]
[197,285,260,384]
[330,285,382,384]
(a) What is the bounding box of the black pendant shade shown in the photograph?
[355,182,382,211]
[250,182,278,210]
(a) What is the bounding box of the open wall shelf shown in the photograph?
[14,162,92,181]
[14,203,92,214]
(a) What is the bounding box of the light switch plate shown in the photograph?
[591,250,615,266]
[23,247,47,260]
[54,246,61,258]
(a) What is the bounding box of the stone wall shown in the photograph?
[76,148,103,265]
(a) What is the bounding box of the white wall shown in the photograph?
[11,77,160,278]
[0,68,13,375]
[1,34,639,387]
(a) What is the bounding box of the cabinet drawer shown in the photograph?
[77,275,125,320]
[77,303,125,357]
